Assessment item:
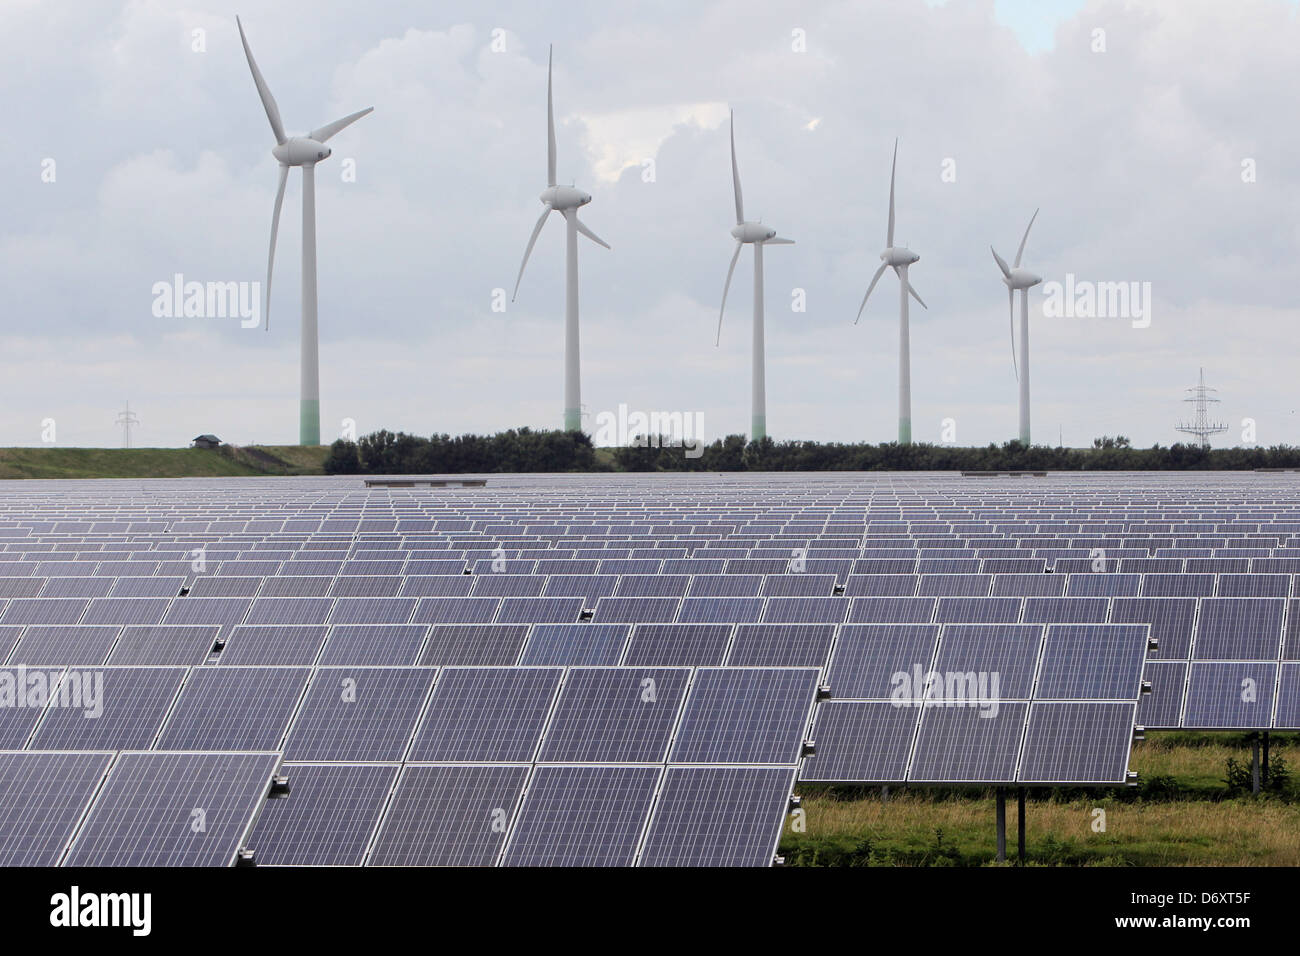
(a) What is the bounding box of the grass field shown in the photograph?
[0,445,330,479]
[781,733,1300,866]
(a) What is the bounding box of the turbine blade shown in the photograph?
[263,164,288,332]
[716,240,743,346]
[310,107,373,143]
[991,245,1012,280]
[886,138,897,247]
[512,203,552,300]
[236,16,286,145]
[1009,286,1018,381]
[764,236,795,245]
[547,46,557,187]
[907,281,927,310]
[730,110,744,225]
[1015,207,1039,267]
[854,262,889,325]
[575,217,610,249]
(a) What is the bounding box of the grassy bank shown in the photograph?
[0,445,330,479]
[781,733,1300,866]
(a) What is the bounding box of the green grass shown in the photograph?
[782,734,1300,866]
[0,445,330,479]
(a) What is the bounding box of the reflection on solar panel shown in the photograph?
[538,667,690,762]
[368,764,529,866]
[246,763,398,865]
[669,668,818,764]
[501,765,660,867]
[638,766,795,867]
[31,666,186,751]
[284,667,437,761]
[0,752,113,865]
[65,751,279,866]
[156,667,310,750]
[409,667,562,761]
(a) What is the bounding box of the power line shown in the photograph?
[115,401,140,449]
[1175,368,1227,449]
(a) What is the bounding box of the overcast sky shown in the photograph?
[2,0,1297,449]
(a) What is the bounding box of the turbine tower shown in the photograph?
[1175,368,1228,449]
[115,402,139,449]
[715,111,794,443]
[512,47,610,433]
[854,140,926,445]
[237,16,372,446]
[991,210,1043,445]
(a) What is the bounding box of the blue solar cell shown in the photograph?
[1018,702,1137,783]
[676,597,765,623]
[329,597,417,626]
[847,596,935,623]
[1216,573,1290,598]
[909,701,1028,782]
[243,597,334,626]
[257,576,336,597]
[1192,598,1284,660]
[106,625,219,665]
[409,666,562,761]
[760,574,838,597]
[825,624,940,699]
[1140,573,1215,597]
[1036,624,1149,699]
[65,752,280,866]
[368,764,529,866]
[284,667,437,761]
[1275,663,1300,729]
[669,668,819,764]
[411,597,500,625]
[931,624,1043,699]
[495,597,583,624]
[30,666,186,750]
[417,624,529,666]
[619,624,731,667]
[470,574,547,598]
[0,752,113,865]
[1064,573,1142,597]
[798,701,918,782]
[1021,597,1110,624]
[934,597,1022,624]
[538,667,691,762]
[318,624,429,666]
[8,625,119,666]
[161,597,251,628]
[520,624,630,666]
[502,765,660,868]
[219,625,328,666]
[725,624,835,667]
[638,767,795,867]
[1138,660,1187,728]
[991,574,1065,597]
[760,597,848,624]
[156,667,310,750]
[842,575,919,597]
[1182,662,1277,729]
[0,598,88,626]
[1110,597,1197,659]
[918,574,992,597]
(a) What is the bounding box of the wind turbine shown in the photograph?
[237,16,372,447]
[991,210,1042,445]
[512,47,610,433]
[854,140,926,445]
[715,111,794,443]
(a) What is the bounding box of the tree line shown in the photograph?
[323,429,1300,474]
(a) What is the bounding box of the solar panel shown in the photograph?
[760,597,848,624]
[219,625,329,666]
[30,666,187,750]
[1064,573,1142,597]
[669,668,818,764]
[283,667,437,761]
[110,576,185,598]
[1192,598,1284,660]
[1275,663,1300,729]
[187,576,264,598]
[0,752,113,865]
[909,702,1028,783]
[824,624,940,699]
[725,624,835,667]
[470,574,547,598]
[39,577,115,598]
[637,766,795,867]
[243,597,334,626]
[1110,597,1198,659]
[8,625,119,666]
[501,765,660,867]
[520,623,630,666]
[798,701,918,782]
[931,624,1044,698]
[0,598,88,626]
[1182,662,1277,729]
[688,575,763,597]
[676,597,765,624]
[318,624,430,666]
[537,667,691,762]
[1018,702,1137,783]
[329,597,417,626]
[1021,597,1110,624]
[847,596,935,623]
[620,624,732,667]
[408,667,562,761]
[246,763,399,865]
[368,764,529,867]
[106,625,219,666]
[934,597,1022,624]
[411,597,500,625]
[64,751,279,866]
[1036,624,1149,699]
[330,576,404,598]
[1138,660,1187,728]
[398,575,476,598]
[495,597,584,624]
[842,574,919,597]
[156,667,310,750]
[161,596,251,628]
[418,624,530,666]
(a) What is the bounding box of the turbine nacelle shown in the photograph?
[732,221,777,244]
[1004,268,1042,291]
[272,137,331,167]
[882,246,920,267]
[541,185,591,210]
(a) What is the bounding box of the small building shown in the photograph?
[191,434,222,449]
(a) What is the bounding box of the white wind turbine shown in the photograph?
[991,210,1042,445]
[715,111,794,443]
[237,16,372,447]
[512,47,610,433]
[854,140,927,445]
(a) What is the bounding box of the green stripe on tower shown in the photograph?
[564,408,582,432]
[752,415,766,443]
[300,399,320,446]
[899,418,911,445]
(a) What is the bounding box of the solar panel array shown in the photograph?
[0,470,1291,864]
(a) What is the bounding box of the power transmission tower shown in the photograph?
[115,402,140,449]
[1175,368,1227,449]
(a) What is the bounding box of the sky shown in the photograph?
[2,0,1298,449]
